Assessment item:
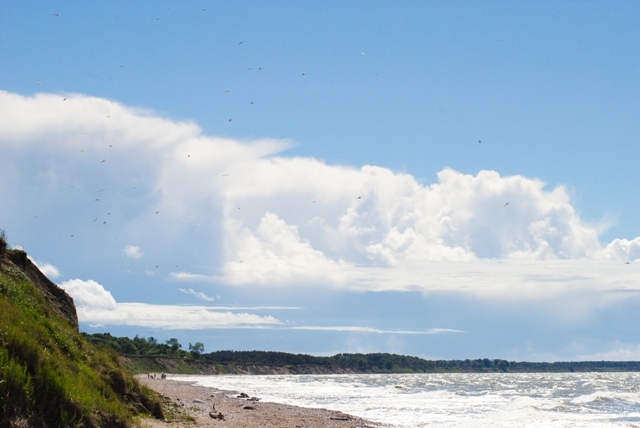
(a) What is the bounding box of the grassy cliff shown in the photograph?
[0,232,163,428]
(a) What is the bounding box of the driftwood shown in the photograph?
[209,411,225,420]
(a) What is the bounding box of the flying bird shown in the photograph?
[504,202,509,206]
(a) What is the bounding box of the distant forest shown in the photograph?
[83,332,640,373]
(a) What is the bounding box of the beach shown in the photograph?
[136,375,383,428]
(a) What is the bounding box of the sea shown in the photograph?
[173,372,640,428]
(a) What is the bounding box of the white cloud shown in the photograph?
[123,245,144,259]
[169,272,213,282]
[600,237,640,262]
[30,258,61,279]
[57,277,460,332]
[58,278,281,329]
[3,90,640,307]
[179,288,216,302]
[292,326,465,335]
[58,279,117,310]
[81,303,281,330]
[223,213,352,286]
[219,163,639,300]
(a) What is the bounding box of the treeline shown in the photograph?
[82,332,204,358]
[83,333,640,373]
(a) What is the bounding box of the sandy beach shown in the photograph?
[136,375,384,428]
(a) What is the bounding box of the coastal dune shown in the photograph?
[137,375,383,428]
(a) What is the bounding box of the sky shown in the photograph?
[1,1,640,362]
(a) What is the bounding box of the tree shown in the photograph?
[189,342,205,356]
[165,338,182,353]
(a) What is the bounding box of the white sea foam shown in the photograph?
[174,372,640,427]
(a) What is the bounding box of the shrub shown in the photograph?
[0,228,6,253]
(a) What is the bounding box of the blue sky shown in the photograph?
[2,1,640,361]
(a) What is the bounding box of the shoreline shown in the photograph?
[136,374,386,428]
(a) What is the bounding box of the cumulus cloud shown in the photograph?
[223,213,352,286]
[219,164,638,298]
[2,90,640,305]
[59,279,117,310]
[223,167,601,265]
[123,245,144,259]
[30,258,61,279]
[600,237,640,262]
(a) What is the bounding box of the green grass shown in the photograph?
[0,252,163,427]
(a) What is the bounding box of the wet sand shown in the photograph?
[136,375,385,428]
